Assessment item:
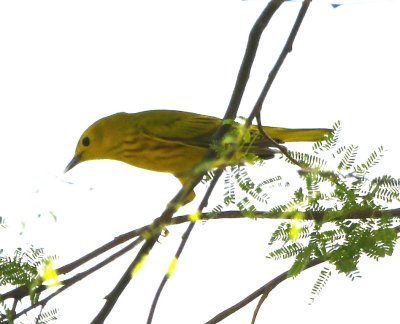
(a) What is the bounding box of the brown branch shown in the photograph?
[252,0,313,168]
[248,0,312,123]
[147,168,225,324]
[256,113,306,168]
[91,236,159,324]
[57,227,148,275]
[205,258,324,324]
[223,0,285,122]
[146,223,197,324]
[179,207,400,223]
[3,207,399,305]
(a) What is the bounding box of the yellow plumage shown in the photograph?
[65,110,331,202]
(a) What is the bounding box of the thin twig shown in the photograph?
[252,0,313,169]
[57,226,149,275]
[256,113,306,168]
[146,222,196,324]
[205,258,324,324]
[223,0,285,122]
[247,0,312,123]
[91,236,159,324]
[147,168,225,324]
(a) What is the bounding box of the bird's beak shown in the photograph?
[65,154,82,173]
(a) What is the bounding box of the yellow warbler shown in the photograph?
[65,110,330,202]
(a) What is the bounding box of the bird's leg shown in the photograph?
[177,177,196,205]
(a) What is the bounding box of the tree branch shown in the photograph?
[178,207,400,223]
[252,0,312,167]
[205,258,324,324]
[91,236,159,324]
[3,207,398,305]
[147,168,225,324]
[223,0,285,122]
[248,0,312,123]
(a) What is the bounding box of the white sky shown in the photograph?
[1,0,400,323]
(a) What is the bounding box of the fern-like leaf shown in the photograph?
[288,244,313,277]
[313,120,341,153]
[337,144,358,171]
[353,146,385,176]
[309,266,331,304]
[35,308,59,324]
[267,242,305,260]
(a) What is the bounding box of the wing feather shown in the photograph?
[132,110,221,147]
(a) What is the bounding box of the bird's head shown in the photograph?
[65,112,129,172]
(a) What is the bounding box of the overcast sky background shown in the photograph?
[1,0,400,323]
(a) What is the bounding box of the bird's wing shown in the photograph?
[133,110,331,147]
[133,110,221,147]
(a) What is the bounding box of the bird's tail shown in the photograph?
[262,126,331,143]
[247,125,331,160]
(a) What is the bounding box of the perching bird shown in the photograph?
[65,110,331,203]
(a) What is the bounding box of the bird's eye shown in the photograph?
[82,137,90,147]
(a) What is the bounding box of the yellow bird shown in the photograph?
[65,110,330,202]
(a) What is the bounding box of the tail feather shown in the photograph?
[263,126,331,143]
